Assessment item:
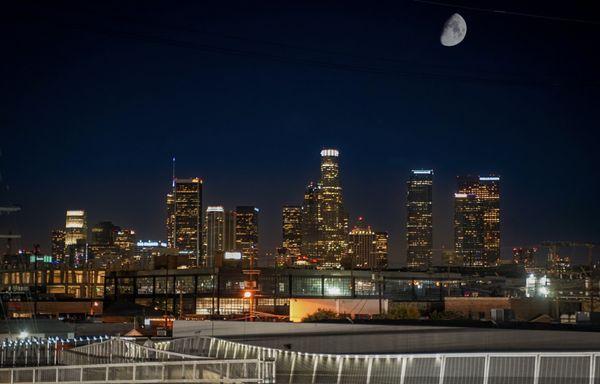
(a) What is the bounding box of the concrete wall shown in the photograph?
[444,297,551,321]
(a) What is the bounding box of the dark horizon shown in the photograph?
[2,1,599,267]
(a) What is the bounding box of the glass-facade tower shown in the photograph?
[406,170,433,269]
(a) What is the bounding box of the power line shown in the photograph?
[411,0,600,26]
[10,6,600,89]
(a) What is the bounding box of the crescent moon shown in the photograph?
[441,13,467,47]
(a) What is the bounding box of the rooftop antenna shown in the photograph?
[172,156,176,187]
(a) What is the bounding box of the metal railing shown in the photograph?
[160,336,600,384]
[0,359,270,383]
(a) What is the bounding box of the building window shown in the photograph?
[136,277,154,295]
[175,276,195,293]
[197,275,215,294]
[292,276,322,296]
[355,278,378,296]
[324,277,351,297]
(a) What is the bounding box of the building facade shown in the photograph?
[317,149,348,268]
[454,175,500,267]
[64,210,87,248]
[204,206,225,268]
[406,170,433,269]
[347,218,376,269]
[374,232,389,269]
[235,206,259,267]
[166,178,203,267]
[300,182,321,262]
[282,205,302,264]
[51,230,66,264]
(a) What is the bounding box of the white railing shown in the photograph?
[161,336,599,384]
[0,359,271,383]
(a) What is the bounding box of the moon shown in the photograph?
[440,13,467,47]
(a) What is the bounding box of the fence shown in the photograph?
[159,336,600,384]
[0,359,271,383]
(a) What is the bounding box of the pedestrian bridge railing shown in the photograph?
[157,335,599,384]
[0,359,271,383]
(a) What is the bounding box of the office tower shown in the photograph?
[374,232,389,269]
[455,175,501,267]
[166,177,203,266]
[478,176,501,265]
[91,221,119,246]
[512,247,537,267]
[282,205,302,263]
[224,210,236,252]
[347,217,376,269]
[115,229,136,254]
[300,182,321,261]
[406,170,433,269]
[51,230,66,263]
[318,149,348,268]
[204,206,225,268]
[235,206,259,266]
[454,192,484,266]
[65,210,87,248]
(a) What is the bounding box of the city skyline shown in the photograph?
[2,1,599,267]
[6,149,597,267]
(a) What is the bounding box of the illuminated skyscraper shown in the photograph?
[64,210,87,247]
[375,231,389,269]
[235,206,259,266]
[478,176,501,265]
[406,170,433,269]
[51,230,65,263]
[454,175,501,266]
[282,205,302,263]
[166,178,203,266]
[300,182,321,261]
[454,192,484,266]
[318,149,347,268]
[115,228,136,254]
[204,206,225,268]
[347,217,376,269]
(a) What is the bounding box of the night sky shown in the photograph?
[2,1,599,266]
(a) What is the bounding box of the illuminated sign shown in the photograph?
[320,149,339,157]
[412,170,433,175]
[479,176,500,181]
[224,251,242,260]
[454,193,468,198]
[207,206,224,213]
[136,241,167,247]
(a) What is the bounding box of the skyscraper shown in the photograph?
[374,231,389,269]
[235,206,259,266]
[478,176,501,265]
[406,169,433,269]
[454,192,484,266]
[166,178,202,266]
[282,205,302,263]
[347,217,376,269]
[204,206,225,268]
[64,210,87,247]
[300,182,321,261]
[318,149,347,268]
[224,210,236,252]
[454,175,501,267]
[91,221,119,246]
[115,229,136,255]
[51,230,65,263]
